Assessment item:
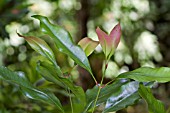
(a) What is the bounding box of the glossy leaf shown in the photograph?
[103,81,140,112]
[118,67,170,83]
[36,62,65,88]
[17,33,56,65]
[78,37,99,56]
[0,66,64,113]
[32,15,92,74]
[84,79,140,112]
[37,61,86,113]
[138,84,166,113]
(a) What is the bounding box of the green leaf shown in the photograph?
[37,61,86,113]
[36,61,67,88]
[84,79,140,112]
[32,15,92,74]
[0,66,64,113]
[17,33,56,65]
[103,81,140,112]
[78,37,99,56]
[17,33,62,76]
[118,67,170,83]
[138,84,166,113]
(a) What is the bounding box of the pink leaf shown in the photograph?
[96,23,121,60]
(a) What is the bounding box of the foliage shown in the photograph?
[0,15,170,113]
[138,84,166,113]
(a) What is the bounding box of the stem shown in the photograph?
[104,78,116,87]
[91,60,108,113]
[91,86,101,113]
[67,72,74,113]
[70,64,98,85]
[68,89,74,113]
[90,72,98,85]
[53,61,74,113]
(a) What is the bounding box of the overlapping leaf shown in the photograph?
[17,33,56,65]
[36,62,65,88]
[96,23,121,60]
[118,67,170,83]
[103,81,140,112]
[0,66,64,113]
[84,79,140,112]
[138,84,166,113]
[17,33,62,75]
[37,61,86,113]
[78,37,99,56]
[32,15,92,74]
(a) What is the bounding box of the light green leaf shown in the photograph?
[17,33,62,76]
[118,67,170,83]
[138,84,166,113]
[84,80,140,112]
[37,61,86,113]
[0,66,64,113]
[78,37,99,56]
[17,33,56,65]
[32,15,92,74]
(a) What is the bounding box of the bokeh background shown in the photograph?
[0,0,170,113]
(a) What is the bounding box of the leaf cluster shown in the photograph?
[0,15,170,113]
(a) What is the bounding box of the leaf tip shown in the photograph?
[96,27,101,33]
[16,32,25,39]
[31,15,40,19]
[31,15,48,21]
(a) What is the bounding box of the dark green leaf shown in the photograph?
[0,66,64,113]
[36,61,67,88]
[138,84,166,113]
[118,67,170,83]
[32,15,92,74]
[84,79,140,112]
[37,61,86,113]
[103,81,140,112]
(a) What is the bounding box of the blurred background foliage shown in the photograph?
[0,0,170,112]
